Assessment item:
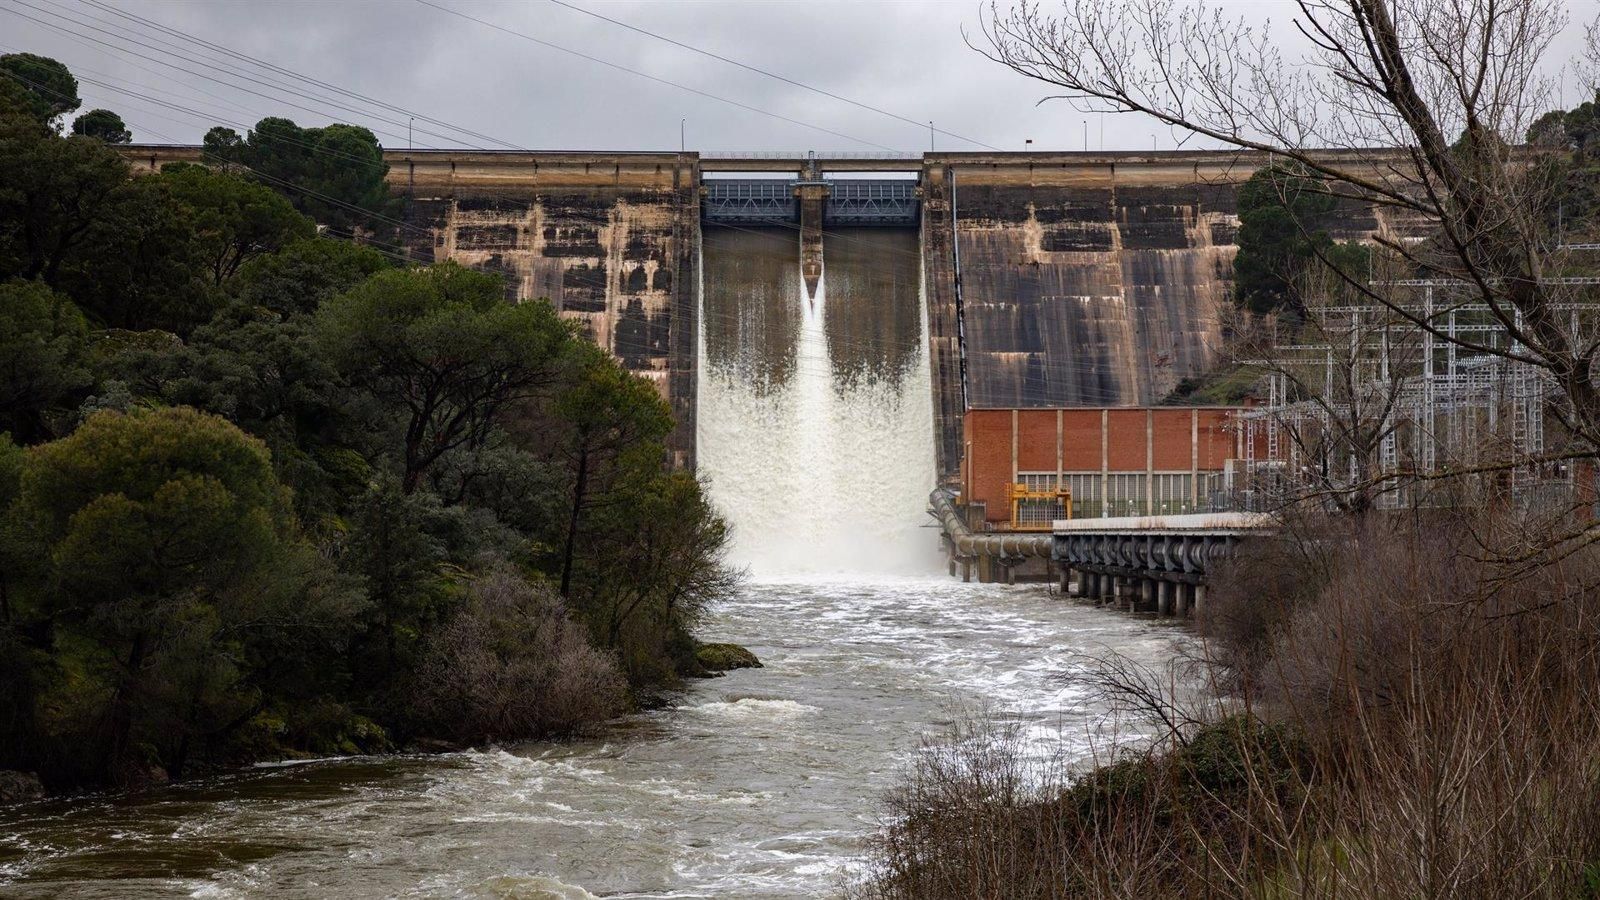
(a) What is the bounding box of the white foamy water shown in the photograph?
[696,253,939,577]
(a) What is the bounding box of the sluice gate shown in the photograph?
[701,179,919,226]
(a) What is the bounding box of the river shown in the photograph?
[0,579,1184,898]
[0,225,1189,897]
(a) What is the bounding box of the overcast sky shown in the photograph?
[3,0,1596,154]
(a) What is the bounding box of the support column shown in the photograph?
[1193,584,1207,617]
[1058,564,1071,594]
[1158,580,1175,616]
[961,558,972,583]
[1177,582,1194,616]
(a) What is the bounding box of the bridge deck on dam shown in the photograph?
[702,179,919,226]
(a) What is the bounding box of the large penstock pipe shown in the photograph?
[928,488,1053,558]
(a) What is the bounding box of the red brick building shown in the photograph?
[961,407,1254,528]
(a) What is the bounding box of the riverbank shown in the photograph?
[0,635,762,806]
[850,514,1600,899]
[0,579,1187,896]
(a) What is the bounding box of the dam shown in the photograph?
[123,146,1351,481]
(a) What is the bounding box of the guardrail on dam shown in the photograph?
[120,147,1400,475]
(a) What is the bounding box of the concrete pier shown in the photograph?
[1051,512,1272,617]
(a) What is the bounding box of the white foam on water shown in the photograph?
[696,244,940,578]
[684,697,820,719]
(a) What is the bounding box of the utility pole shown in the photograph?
[680,118,685,154]
[1082,121,1087,151]
[408,117,414,152]
[929,120,934,152]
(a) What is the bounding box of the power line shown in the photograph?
[73,0,523,151]
[546,0,1001,152]
[1,34,1232,402]
[2,59,434,245]
[2,0,465,149]
[410,0,902,153]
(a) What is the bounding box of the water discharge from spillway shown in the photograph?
[697,227,938,576]
[0,230,1202,900]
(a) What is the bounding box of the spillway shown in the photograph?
[696,226,938,575]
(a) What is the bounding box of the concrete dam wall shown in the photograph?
[393,152,702,469]
[122,147,1403,478]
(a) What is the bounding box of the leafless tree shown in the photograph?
[979,0,1600,544]
[1229,260,1426,517]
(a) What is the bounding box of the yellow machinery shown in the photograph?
[1008,482,1072,531]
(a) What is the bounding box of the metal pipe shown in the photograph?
[929,489,1051,559]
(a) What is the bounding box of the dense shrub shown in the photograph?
[0,62,737,793]
[410,567,627,742]
[856,508,1600,899]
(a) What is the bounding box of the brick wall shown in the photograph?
[962,406,1249,526]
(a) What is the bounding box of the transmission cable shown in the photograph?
[73,0,524,150]
[410,0,901,153]
[2,0,470,149]
[545,0,1001,152]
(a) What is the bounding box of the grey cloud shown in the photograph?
[3,0,1595,153]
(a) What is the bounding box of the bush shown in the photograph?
[857,506,1600,899]
[409,567,627,743]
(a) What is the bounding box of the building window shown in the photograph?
[1017,472,1107,519]
[1106,473,1147,517]
[1152,473,1196,515]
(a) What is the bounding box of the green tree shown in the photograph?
[62,165,315,333]
[0,113,129,285]
[1527,94,1600,238]
[160,305,356,516]
[0,53,79,128]
[8,407,348,787]
[235,236,389,317]
[576,470,735,682]
[207,117,396,237]
[158,163,316,285]
[316,263,575,493]
[58,176,210,332]
[1233,164,1368,316]
[70,109,130,144]
[0,280,89,444]
[547,351,674,598]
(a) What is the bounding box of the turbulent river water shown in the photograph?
[0,579,1184,898]
[0,227,1188,898]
